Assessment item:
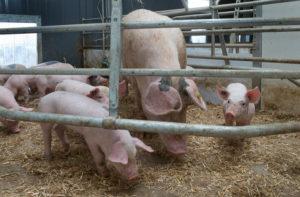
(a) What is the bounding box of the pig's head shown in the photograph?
[106,136,154,181]
[87,75,108,86]
[216,83,261,121]
[141,77,206,155]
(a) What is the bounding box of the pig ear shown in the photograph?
[88,75,97,81]
[132,137,154,153]
[246,87,261,104]
[183,78,207,111]
[143,81,182,116]
[216,84,229,100]
[108,141,128,165]
[118,80,127,98]
[86,88,100,98]
[19,107,33,112]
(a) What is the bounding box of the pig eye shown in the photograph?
[241,102,246,107]
[227,100,230,104]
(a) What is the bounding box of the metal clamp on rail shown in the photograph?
[102,117,117,130]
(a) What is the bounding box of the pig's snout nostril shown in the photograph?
[225,112,235,120]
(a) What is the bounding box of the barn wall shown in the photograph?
[0,0,183,67]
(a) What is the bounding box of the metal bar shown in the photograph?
[189,64,265,70]
[188,54,300,64]
[190,64,299,86]
[0,108,299,138]
[212,0,300,11]
[0,68,299,79]
[210,0,216,56]
[82,17,102,22]
[157,0,299,16]
[1,17,300,35]
[101,0,105,52]
[186,43,254,48]
[252,5,263,110]
[173,9,254,19]
[183,27,300,35]
[0,23,110,34]
[288,79,300,87]
[108,0,122,117]
[181,0,188,11]
[123,17,300,29]
[211,0,230,65]
[157,7,209,17]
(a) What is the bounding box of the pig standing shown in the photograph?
[0,64,26,85]
[123,9,207,155]
[37,91,153,180]
[0,86,32,133]
[216,83,261,126]
[55,79,127,109]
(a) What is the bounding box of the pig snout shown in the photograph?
[225,112,235,120]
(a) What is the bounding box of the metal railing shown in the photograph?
[0,0,299,137]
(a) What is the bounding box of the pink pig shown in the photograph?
[123,9,207,155]
[37,91,153,180]
[0,86,33,133]
[216,83,261,126]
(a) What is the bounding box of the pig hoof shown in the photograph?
[10,129,20,134]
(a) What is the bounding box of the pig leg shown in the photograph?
[85,138,108,177]
[54,124,70,154]
[40,123,55,160]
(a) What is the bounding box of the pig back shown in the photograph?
[38,91,108,118]
[123,9,186,70]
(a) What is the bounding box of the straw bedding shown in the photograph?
[0,85,299,196]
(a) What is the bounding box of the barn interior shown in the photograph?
[0,0,299,196]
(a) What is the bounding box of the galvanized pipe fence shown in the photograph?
[0,0,299,137]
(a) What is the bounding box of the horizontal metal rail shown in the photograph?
[0,108,299,138]
[123,17,300,29]
[212,0,300,11]
[186,43,254,48]
[189,64,299,86]
[0,23,110,34]
[288,79,300,87]
[0,68,299,79]
[174,9,254,20]
[183,27,300,35]
[1,17,300,34]
[188,54,300,64]
[157,0,299,16]
[189,64,264,70]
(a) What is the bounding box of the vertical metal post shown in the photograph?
[181,0,189,11]
[102,0,106,51]
[229,0,241,54]
[209,0,216,56]
[210,0,230,65]
[108,0,122,116]
[252,6,263,110]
